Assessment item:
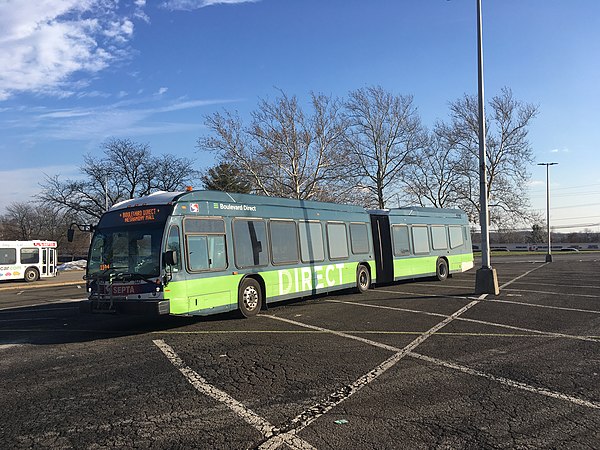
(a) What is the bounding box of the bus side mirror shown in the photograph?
[67,229,75,242]
[164,250,178,266]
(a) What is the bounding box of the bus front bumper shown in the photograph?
[80,299,170,315]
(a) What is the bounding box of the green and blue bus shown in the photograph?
[81,190,473,317]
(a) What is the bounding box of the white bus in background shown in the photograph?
[0,240,58,282]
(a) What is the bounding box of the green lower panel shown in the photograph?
[166,274,243,315]
[394,256,437,278]
[164,260,376,315]
[448,252,474,272]
[393,252,474,279]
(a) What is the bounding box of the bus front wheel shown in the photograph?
[238,278,262,318]
[24,267,40,282]
[356,265,371,293]
[436,258,448,282]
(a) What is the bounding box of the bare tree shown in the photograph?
[40,138,199,220]
[199,91,355,203]
[403,128,463,208]
[344,86,427,209]
[438,87,538,226]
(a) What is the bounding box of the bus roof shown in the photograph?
[108,190,467,220]
[370,207,467,219]
[110,190,367,214]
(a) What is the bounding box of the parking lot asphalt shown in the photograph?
[1,253,599,449]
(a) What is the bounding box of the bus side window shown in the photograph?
[392,225,411,256]
[187,235,210,271]
[270,220,299,265]
[349,223,369,255]
[233,219,268,268]
[449,226,464,249]
[431,226,448,250]
[166,226,181,271]
[20,248,39,264]
[299,221,325,263]
[411,226,430,254]
[326,222,349,260]
[184,218,228,272]
[0,248,16,264]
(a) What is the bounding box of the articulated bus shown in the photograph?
[0,240,58,282]
[81,190,473,316]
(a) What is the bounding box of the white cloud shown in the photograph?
[0,1,144,100]
[157,87,169,95]
[3,96,239,141]
[162,0,259,11]
[550,148,570,153]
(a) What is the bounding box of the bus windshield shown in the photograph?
[88,224,164,280]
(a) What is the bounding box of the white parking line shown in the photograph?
[498,264,547,289]
[152,339,315,450]
[0,298,85,311]
[488,298,600,314]
[409,352,600,409]
[258,299,482,449]
[509,281,600,290]
[502,288,600,298]
[329,299,600,343]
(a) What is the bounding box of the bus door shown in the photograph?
[48,248,56,275]
[370,215,394,284]
[41,248,56,277]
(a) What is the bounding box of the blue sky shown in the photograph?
[1,0,599,232]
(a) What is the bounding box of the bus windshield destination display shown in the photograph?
[120,208,160,224]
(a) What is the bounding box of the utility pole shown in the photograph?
[474,0,499,295]
[538,162,558,262]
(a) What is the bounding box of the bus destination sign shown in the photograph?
[99,205,172,228]
[120,208,160,223]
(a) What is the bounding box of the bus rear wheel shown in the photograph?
[24,267,39,282]
[356,265,371,293]
[435,258,448,282]
[238,278,262,318]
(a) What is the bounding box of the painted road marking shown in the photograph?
[502,288,600,298]
[149,330,598,338]
[489,298,600,314]
[0,298,85,311]
[0,317,58,323]
[329,299,600,343]
[509,280,600,290]
[153,339,316,450]
[498,264,547,289]
[0,306,79,314]
[409,352,600,409]
[257,299,483,449]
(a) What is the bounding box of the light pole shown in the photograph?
[538,162,558,262]
[474,0,499,295]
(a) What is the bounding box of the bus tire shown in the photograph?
[238,278,262,318]
[435,258,448,282]
[356,265,371,293]
[24,267,39,282]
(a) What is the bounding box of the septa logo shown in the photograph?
[190,203,199,213]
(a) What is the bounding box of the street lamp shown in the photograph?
[474,0,499,295]
[538,162,558,262]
